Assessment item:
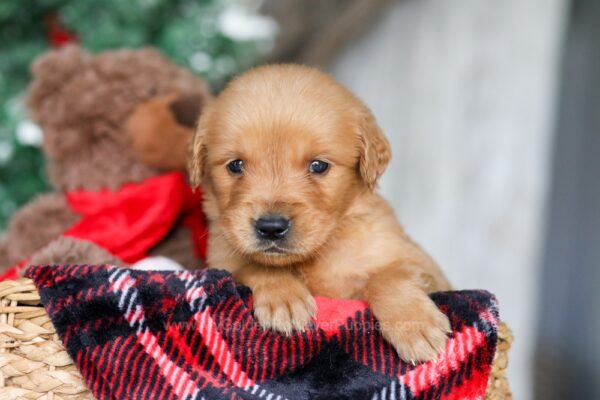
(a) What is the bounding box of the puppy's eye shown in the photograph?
[227,159,244,174]
[309,160,329,174]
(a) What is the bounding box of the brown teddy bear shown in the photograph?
[0,46,211,276]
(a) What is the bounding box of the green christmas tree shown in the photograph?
[0,0,276,230]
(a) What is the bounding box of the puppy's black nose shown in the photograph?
[255,215,290,240]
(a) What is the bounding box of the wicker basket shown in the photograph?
[0,278,513,399]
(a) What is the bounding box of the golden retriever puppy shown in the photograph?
[190,64,452,362]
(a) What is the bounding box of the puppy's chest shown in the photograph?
[300,256,369,299]
[298,216,392,300]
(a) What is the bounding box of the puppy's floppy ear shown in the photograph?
[357,110,391,190]
[188,109,211,189]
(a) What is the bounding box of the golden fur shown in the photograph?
[190,64,452,362]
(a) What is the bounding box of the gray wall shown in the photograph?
[327,1,568,399]
[536,0,600,398]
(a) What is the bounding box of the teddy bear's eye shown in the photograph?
[309,160,329,174]
[227,159,244,174]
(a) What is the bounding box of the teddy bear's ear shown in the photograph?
[26,45,89,123]
[169,94,204,129]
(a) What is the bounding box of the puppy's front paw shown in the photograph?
[253,280,316,335]
[379,298,451,363]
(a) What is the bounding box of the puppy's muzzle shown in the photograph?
[255,215,290,241]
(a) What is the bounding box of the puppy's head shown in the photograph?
[190,65,390,266]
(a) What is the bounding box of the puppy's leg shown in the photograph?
[236,264,316,335]
[365,263,451,363]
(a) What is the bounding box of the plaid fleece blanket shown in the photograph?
[27,265,500,400]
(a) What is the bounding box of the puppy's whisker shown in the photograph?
[197,230,211,241]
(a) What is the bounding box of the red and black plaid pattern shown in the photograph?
[27,265,499,400]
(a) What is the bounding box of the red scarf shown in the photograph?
[0,172,207,280]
